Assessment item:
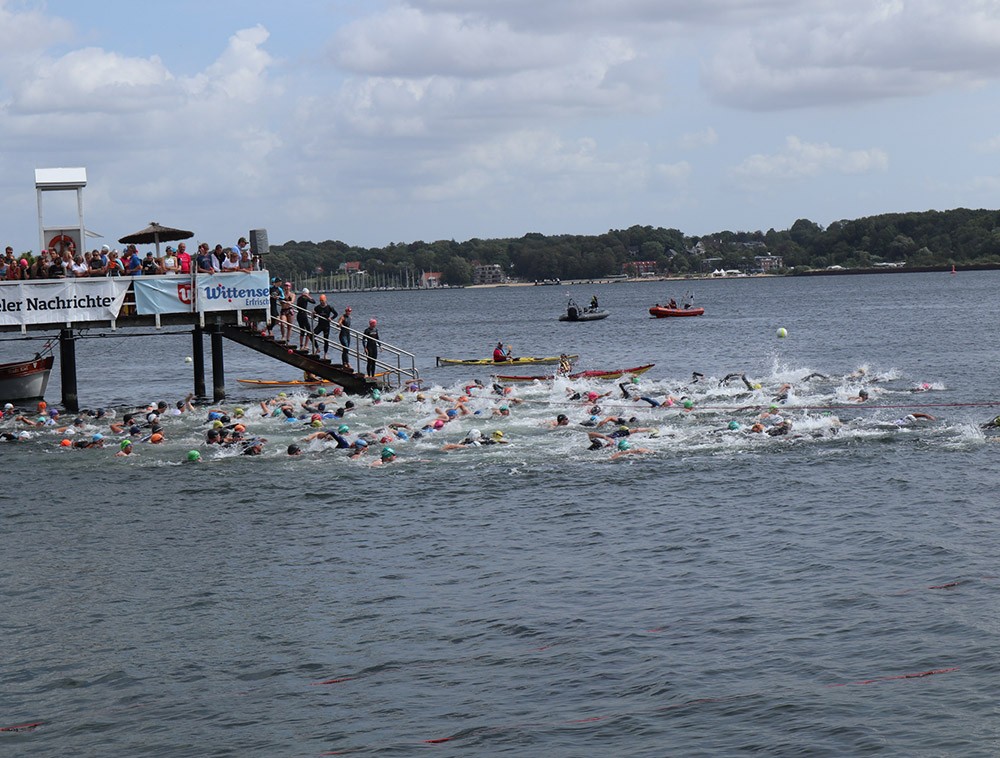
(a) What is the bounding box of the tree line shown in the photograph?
[263,208,1000,285]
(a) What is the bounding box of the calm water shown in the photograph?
[3,272,1000,756]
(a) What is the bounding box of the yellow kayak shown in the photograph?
[237,378,337,388]
[436,354,578,367]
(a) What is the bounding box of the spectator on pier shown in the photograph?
[162,246,179,274]
[124,246,142,276]
[196,244,215,274]
[177,243,191,274]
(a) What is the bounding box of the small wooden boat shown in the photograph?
[494,363,655,383]
[559,299,610,322]
[436,354,578,367]
[0,355,54,403]
[237,378,338,389]
[649,305,704,318]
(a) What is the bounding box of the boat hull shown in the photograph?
[559,307,610,322]
[0,356,53,403]
[494,363,655,383]
[649,306,704,318]
[437,354,578,367]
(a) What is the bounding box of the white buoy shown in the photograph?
[184,356,193,363]
[776,327,787,338]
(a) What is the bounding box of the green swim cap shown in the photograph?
[682,399,694,409]
[120,439,132,450]
[372,389,381,400]
[728,420,740,430]
[187,450,201,461]
[617,439,631,451]
[338,424,349,434]
[381,446,395,459]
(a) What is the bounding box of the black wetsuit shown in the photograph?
[363,325,379,376]
[338,314,352,365]
[313,302,336,355]
[295,293,315,337]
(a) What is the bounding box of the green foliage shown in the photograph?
[262,208,1000,282]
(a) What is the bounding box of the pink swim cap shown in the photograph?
[433,419,444,429]
[587,391,598,401]
[369,319,377,327]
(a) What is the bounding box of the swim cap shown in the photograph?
[499,405,509,412]
[287,444,301,455]
[3,403,12,410]
[372,389,381,400]
[381,446,395,459]
[467,428,482,441]
[49,408,59,417]
[316,388,326,396]
[60,438,71,447]
[587,391,599,401]
[38,401,46,410]
[753,383,762,390]
[682,399,694,409]
[369,318,377,327]
[120,439,132,449]
[302,287,309,294]
[278,392,287,398]
[310,420,322,428]
[395,430,409,441]
[728,420,740,430]
[617,439,631,451]
[311,413,322,422]
[556,414,568,422]
[234,407,245,417]
[353,439,368,448]
[92,433,104,442]
[187,450,201,461]
[208,411,221,420]
[492,430,504,440]
[17,430,29,439]
[150,433,164,443]
[446,409,458,417]
[337,424,349,434]
[433,419,444,429]
[212,420,224,429]
[233,424,246,433]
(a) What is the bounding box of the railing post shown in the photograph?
[211,327,225,402]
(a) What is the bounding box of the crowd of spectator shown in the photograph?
[0,236,261,280]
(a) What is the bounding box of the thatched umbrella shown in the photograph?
[118,222,194,256]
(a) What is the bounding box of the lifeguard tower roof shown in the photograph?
[35,167,87,190]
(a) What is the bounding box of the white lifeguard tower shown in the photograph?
[35,167,87,256]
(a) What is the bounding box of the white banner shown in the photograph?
[134,277,194,315]
[0,279,130,326]
[196,272,270,312]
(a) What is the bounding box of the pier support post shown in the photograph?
[211,327,225,402]
[59,328,79,413]
[192,326,206,399]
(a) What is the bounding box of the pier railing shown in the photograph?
[274,300,419,389]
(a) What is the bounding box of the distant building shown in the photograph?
[340,261,362,273]
[623,260,657,277]
[473,263,505,284]
[753,255,783,272]
[420,271,442,288]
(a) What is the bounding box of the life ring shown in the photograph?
[47,234,74,252]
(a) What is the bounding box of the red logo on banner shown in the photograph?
[177,281,192,305]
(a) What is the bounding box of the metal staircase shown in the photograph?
[221,304,419,395]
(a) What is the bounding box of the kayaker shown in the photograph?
[493,342,511,362]
[590,295,599,309]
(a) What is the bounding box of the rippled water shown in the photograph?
[3,272,1000,756]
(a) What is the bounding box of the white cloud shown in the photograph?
[703,0,1000,110]
[973,135,1000,153]
[679,128,717,150]
[731,136,888,185]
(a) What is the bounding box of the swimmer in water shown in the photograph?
[609,438,653,460]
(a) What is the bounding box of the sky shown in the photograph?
[1,0,1000,252]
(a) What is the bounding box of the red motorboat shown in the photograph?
[649,305,704,318]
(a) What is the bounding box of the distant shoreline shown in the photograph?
[467,264,995,288]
